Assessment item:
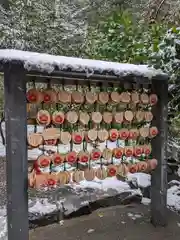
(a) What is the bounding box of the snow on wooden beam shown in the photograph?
[0,49,168,81]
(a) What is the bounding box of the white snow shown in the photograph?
[141,197,151,205]
[29,199,57,215]
[0,49,163,78]
[28,177,140,216]
[177,167,180,177]
[87,229,95,234]
[78,176,133,192]
[167,185,180,211]
[127,172,151,188]
[0,208,7,240]
[127,212,142,220]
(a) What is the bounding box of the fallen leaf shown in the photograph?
[98,212,104,218]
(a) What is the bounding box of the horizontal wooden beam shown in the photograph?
[0,61,168,83]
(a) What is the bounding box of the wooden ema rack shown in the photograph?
[27,84,158,189]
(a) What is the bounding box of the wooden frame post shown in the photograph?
[151,79,168,226]
[4,63,28,239]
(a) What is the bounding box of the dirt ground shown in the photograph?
[29,204,180,240]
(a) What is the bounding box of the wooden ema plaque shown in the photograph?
[26,86,159,188]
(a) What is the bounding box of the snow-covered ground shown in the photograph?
[0,173,180,239]
[0,175,141,240]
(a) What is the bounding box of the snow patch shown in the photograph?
[0,208,7,240]
[0,49,163,78]
[127,212,142,220]
[167,185,180,211]
[87,229,95,234]
[29,199,57,215]
[79,176,132,192]
[141,197,151,205]
[127,173,151,188]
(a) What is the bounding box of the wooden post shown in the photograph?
[4,63,28,239]
[151,79,168,226]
